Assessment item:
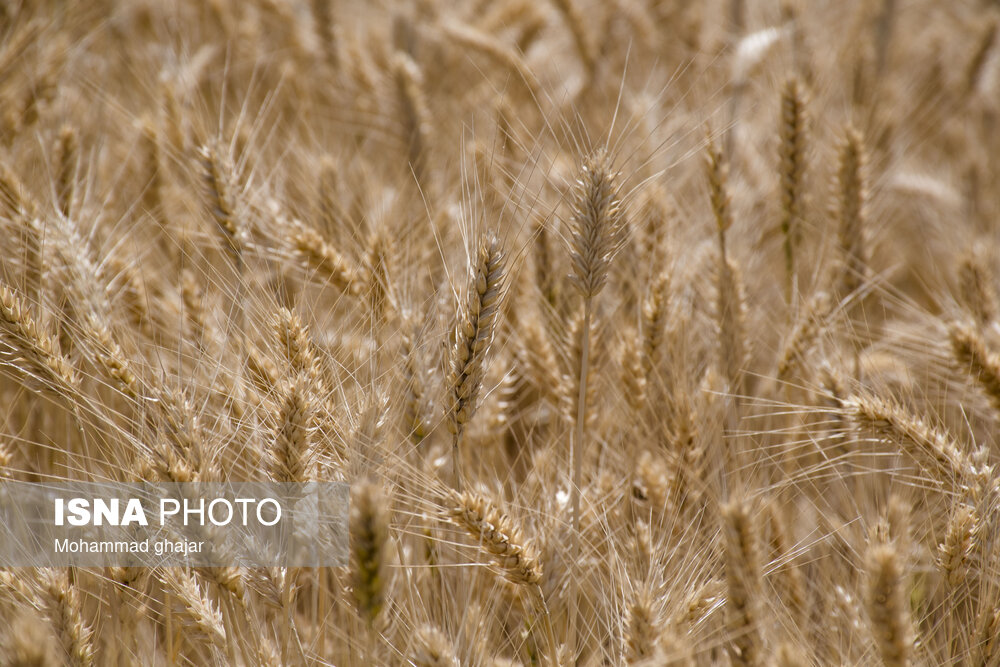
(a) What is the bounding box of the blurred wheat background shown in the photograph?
[1,0,999,664]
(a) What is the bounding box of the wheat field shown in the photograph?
[1,0,999,665]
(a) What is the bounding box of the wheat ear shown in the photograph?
[0,281,80,395]
[707,136,748,396]
[626,586,662,664]
[949,321,1000,414]
[39,568,95,667]
[835,127,868,297]
[271,374,316,482]
[412,624,460,667]
[957,248,999,327]
[865,543,912,667]
[53,124,78,218]
[310,0,339,70]
[448,491,557,660]
[721,499,765,667]
[198,141,243,264]
[778,78,806,306]
[350,479,390,629]
[844,391,970,482]
[392,51,431,185]
[565,147,626,660]
[937,502,977,589]
[160,568,227,654]
[293,222,362,295]
[446,230,505,488]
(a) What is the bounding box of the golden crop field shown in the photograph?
[0,0,998,664]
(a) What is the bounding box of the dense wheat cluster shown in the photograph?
[2,0,1000,664]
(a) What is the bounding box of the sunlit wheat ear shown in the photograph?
[81,313,142,400]
[564,148,627,660]
[948,321,1000,414]
[275,307,321,382]
[625,586,663,664]
[565,146,626,454]
[445,230,505,487]
[865,543,912,667]
[412,624,460,667]
[448,490,542,587]
[721,498,765,667]
[843,391,970,482]
[161,568,227,654]
[198,566,246,607]
[270,374,316,483]
[937,501,977,589]
[567,149,627,300]
[835,127,868,298]
[39,568,96,667]
[350,479,390,629]
[778,77,807,305]
[0,281,80,395]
